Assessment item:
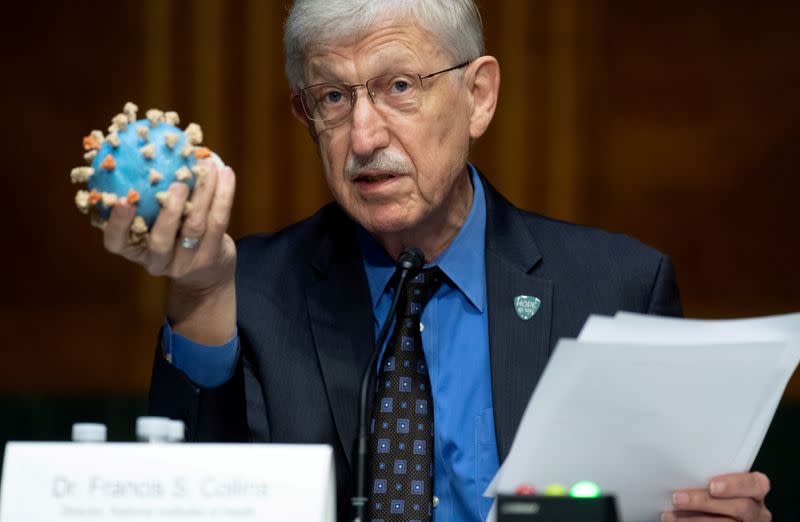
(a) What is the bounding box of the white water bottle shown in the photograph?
[71,422,107,442]
[167,419,185,442]
[135,416,171,443]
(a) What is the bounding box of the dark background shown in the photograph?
[0,0,797,518]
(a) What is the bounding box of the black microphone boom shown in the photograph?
[351,247,424,522]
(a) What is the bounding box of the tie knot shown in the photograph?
[399,266,444,318]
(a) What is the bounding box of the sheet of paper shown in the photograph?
[579,312,800,347]
[491,338,797,522]
[578,312,800,472]
[485,312,800,500]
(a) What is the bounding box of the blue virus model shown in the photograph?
[71,102,214,242]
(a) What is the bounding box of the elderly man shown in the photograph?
[102,1,771,521]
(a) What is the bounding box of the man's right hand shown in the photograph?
[102,160,237,346]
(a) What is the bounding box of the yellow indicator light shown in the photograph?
[543,483,567,496]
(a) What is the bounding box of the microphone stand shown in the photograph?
[351,248,424,522]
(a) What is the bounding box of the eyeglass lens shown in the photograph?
[301,72,423,122]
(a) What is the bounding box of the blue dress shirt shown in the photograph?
[164,164,498,521]
[161,321,239,388]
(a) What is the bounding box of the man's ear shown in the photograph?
[466,56,500,140]
[291,95,320,142]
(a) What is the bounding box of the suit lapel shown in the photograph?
[482,177,554,462]
[305,207,375,470]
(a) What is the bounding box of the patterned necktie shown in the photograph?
[365,267,444,522]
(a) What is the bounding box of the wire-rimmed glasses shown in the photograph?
[296,61,471,123]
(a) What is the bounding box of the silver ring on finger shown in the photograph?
[180,236,201,249]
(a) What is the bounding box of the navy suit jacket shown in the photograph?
[149,173,682,520]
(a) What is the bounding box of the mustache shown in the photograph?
[345,150,411,180]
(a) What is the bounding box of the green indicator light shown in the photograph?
[543,483,567,496]
[569,481,601,498]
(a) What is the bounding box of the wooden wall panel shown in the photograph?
[0,1,153,393]
[0,1,797,398]
[584,1,800,320]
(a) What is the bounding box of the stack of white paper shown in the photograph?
[487,312,800,522]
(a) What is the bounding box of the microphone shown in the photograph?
[351,247,425,522]
[396,247,425,275]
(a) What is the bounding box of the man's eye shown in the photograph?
[322,90,345,104]
[391,80,410,93]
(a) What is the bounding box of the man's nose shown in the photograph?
[349,86,391,156]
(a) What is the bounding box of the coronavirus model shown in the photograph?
[71,102,217,242]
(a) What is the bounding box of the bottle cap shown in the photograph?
[167,420,185,442]
[71,423,107,442]
[135,416,170,442]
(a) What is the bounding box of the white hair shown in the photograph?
[284,0,485,91]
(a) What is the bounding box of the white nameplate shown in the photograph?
[0,442,335,522]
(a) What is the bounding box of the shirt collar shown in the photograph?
[358,164,487,312]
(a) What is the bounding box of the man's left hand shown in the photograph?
[662,471,771,521]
